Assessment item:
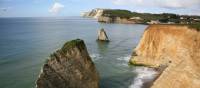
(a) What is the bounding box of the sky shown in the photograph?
[0,0,200,17]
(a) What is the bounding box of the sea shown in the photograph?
[0,17,157,88]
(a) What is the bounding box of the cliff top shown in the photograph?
[149,24,200,31]
[102,9,132,18]
[61,39,85,53]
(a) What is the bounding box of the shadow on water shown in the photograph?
[100,72,137,88]
[96,41,109,55]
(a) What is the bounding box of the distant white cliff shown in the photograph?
[82,8,104,19]
[82,8,136,24]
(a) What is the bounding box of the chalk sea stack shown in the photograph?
[130,25,200,88]
[97,28,109,42]
[36,39,99,88]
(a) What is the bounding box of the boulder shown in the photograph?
[36,39,99,88]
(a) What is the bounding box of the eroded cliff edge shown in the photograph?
[36,39,99,88]
[130,25,200,88]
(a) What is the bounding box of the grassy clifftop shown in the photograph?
[61,39,85,53]
[102,9,133,18]
[99,9,200,24]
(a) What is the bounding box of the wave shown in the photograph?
[116,55,131,66]
[129,67,158,88]
[116,55,131,62]
[90,53,102,61]
[116,55,158,88]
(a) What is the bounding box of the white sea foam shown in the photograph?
[116,55,131,66]
[116,55,158,88]
[90,53,102,61]
[116,55,131,62]
[129,67,158,88]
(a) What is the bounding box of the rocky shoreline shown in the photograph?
[142,65,167,88]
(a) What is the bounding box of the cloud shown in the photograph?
[0,8,8,12]
[112,0,200,9]
[49,2,64,14]
[0,7,11,12]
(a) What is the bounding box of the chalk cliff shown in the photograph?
[130,25,200,88]
[82,8,104,19]
[82,8,135,24]
[98,16,135,24]
[36,39,99,88]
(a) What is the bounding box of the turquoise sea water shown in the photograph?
[0,17,151,88]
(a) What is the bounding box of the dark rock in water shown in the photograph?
[97,28,109,41]
[36,39,99,88]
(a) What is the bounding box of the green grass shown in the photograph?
[188,23,200,31]
[61,39,85,53]
[103,9,133,18]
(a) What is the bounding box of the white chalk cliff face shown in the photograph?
[130,25,200,88]
[94,9,104,19]
[82,8,104,19]
[97,28,109,41]
[36,39,99,88]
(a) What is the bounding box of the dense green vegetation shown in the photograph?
[101,9,200,31]
[103,9,133,18]
[102,9,200,24]
[188,23,200,31]
[62,39,85,53]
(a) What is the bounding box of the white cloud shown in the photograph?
[0,8,8,12]
[49,2,64,14]
[0,7,11,12]
[112,0,200,9]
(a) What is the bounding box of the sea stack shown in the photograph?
[97,28,109,41]
[129,25,200,88]
[36,39,99,88]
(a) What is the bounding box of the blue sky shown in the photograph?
[0,0,200,17]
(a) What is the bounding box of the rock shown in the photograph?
[36,39,99,88]
[97,28,109,42]
[129,25,200,88]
